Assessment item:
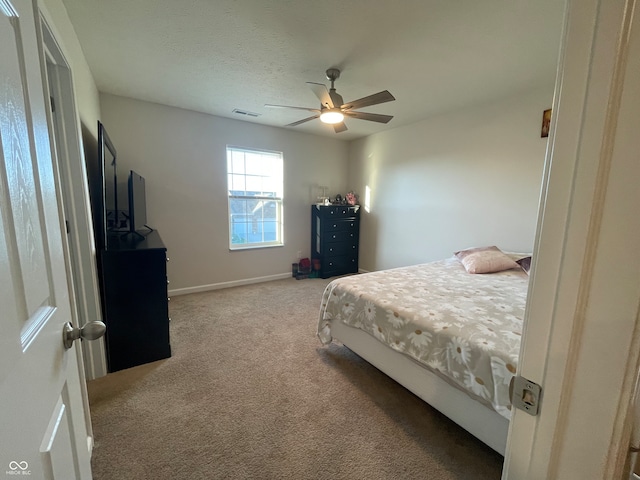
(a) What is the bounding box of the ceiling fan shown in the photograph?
[265,68,395,133]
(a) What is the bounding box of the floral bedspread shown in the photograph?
[317,257,529,419]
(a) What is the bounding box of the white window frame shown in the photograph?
[226,146,284,250]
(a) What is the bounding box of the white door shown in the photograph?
[0,0,93,478]
[503,0,640,478]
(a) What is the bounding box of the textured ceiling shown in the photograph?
[61,0,566,141]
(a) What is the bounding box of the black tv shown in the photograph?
[128,170,152,236]
[98,121,118,249]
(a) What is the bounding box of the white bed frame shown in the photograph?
[329,319,509,455]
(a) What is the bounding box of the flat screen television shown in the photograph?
[128,170,152,236]
[98,121,118,249]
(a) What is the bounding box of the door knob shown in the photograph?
[63,321,106,350]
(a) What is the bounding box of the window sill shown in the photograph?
[229,243,284,252]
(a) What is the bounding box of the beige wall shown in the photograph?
[40,0,100,129]
[99,94,349,293]
[38,0,553,290]
[40,0,101,209]
[349,88,552,271]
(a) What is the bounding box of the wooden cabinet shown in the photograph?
[100,230,171,372]
[311,205,360,279]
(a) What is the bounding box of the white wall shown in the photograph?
[349,88,552,271]
[99,94,349,293]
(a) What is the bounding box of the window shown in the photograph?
[227,146,283,249]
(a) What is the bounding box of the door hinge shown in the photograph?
[65,220,70,234]
[510,375,542,416]
[50,96,55,113]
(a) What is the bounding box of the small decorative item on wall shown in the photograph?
[541,108,552,138]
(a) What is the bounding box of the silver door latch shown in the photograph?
[510,375,542,416]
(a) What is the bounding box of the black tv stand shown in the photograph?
[120,230,145,240]
[101,230,171,372]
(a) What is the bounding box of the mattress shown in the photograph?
[317,257,529,419]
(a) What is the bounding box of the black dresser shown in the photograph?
[100,230,171,372]
[311,204,360,279]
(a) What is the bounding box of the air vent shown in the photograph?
[232,109,261,117]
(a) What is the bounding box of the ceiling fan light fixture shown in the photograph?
[265,68,395,132]
[319,109,344,124]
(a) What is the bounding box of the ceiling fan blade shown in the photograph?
[341,90,395,111]
[333,122,348,133]
[306,82,333,108]
[344,111,394,124]
[286,115,319,127]
[265,104,320,113]
[329,90,344,110]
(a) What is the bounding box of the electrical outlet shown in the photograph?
[296,250,302,259]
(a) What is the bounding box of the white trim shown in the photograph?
[226,146,284,250]
[226,144,284,157]
[168,272,293,296]
[40,14,106,381]
[229,241,284,252]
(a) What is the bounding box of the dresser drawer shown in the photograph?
[321,206,359,218]
[324,220,358,233]
[325,242,358,256]
[323,219,358,233]
[323,230,357,243]
[322,255,358,275]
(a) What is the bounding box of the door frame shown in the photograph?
[40,12,106,380]
[503,0,640,477]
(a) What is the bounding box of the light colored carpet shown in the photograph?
[88,277,503,479]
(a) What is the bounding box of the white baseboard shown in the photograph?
[358,268,371,274]
[168,272,292,296]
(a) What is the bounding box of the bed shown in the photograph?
[316,252,530,454]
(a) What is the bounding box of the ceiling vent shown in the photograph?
[233,109,261,117]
